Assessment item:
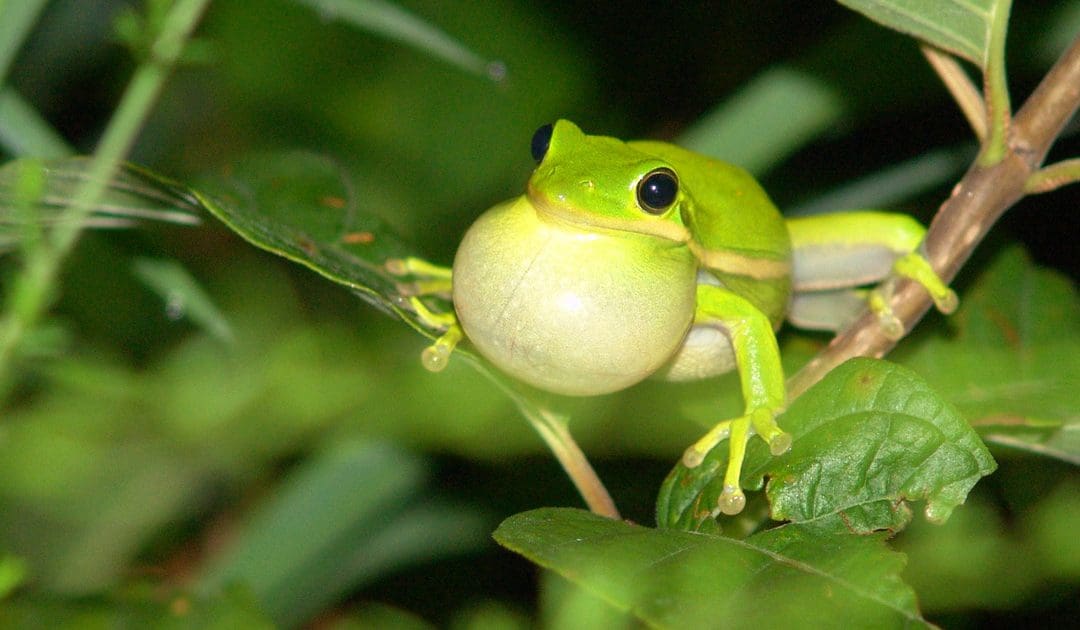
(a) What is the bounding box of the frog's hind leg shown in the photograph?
[386,256,462,371]
[786,211,957,338]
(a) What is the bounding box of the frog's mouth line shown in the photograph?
[526,184,691,245]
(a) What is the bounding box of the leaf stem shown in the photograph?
[921,45,986,141]
[978,0,1013,165]
[788,31,1080,399]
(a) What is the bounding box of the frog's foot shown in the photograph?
[893,252,958,314]
[420,322,463,372]
[385,257,453,297]
[868,252,958,340]
[681,407,791,516]
[385,258,463,372]
[399,296,462,372]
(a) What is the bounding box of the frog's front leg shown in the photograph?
[681,285,791,515]
[786,212,958,338]
[385,257,462,371]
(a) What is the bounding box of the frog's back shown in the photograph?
[630,140,792,325]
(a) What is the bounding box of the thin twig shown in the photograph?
[788,32,1080,399]
[460,352,621,518]
[1025,158,1080,194]
[524,407,621,519]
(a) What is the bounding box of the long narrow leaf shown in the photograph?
[293,0,500,79]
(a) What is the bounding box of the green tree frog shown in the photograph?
[388,120,956,516]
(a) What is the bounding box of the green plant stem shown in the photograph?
[978,0,1013,165]
[0,0,211,390]
[789,31,1080,399]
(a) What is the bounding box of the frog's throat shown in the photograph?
[689,241,791,281]
[527,190,691,244]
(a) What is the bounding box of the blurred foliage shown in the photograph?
[0,0,1077,627]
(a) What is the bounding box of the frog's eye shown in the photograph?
[636,168,679,214]
[531,123,554,163]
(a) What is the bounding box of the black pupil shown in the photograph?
[638,169,678,213]
[531,123,553,163]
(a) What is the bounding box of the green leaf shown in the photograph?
[836,0,1010,68]
[541,572,633,630]
[0,153,447,341]
[0,0,50,80]
[898,246,1080,463]
[494,507,928,629]
[0,87,73,159]
[0,555,26,600]
[188,151,441,336]
[291,0,501,80]
[787,142,973,216]
[197,440,486,628]
[339,603,438,630]
[0,586,274,629]
[658,358,996,533]
[679,67,844,176]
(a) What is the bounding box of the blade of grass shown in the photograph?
[293,0,504,80]
[787,142,974,216]
[0,0,50,82]
[0,87,72,158]
[678,66,843,176]
[132,258,235,344]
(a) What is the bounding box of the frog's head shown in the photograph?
[526,120,691,243]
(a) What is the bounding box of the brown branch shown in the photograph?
[788,32,1080,399]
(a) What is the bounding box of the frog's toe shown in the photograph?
[384,258,409,275]
[868,289,905,340]
[717,485,746,515]
[681,447,706,468]
[395,281,421,296]
[384,256,453,280]
[933,287,959,315]
[421,343,452,372]
[748,408,790,456]
[892,252,957,315]
[768,431,793,456]
[682,420,733,468]
[878,312,904,340]
[419,325,463,372]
